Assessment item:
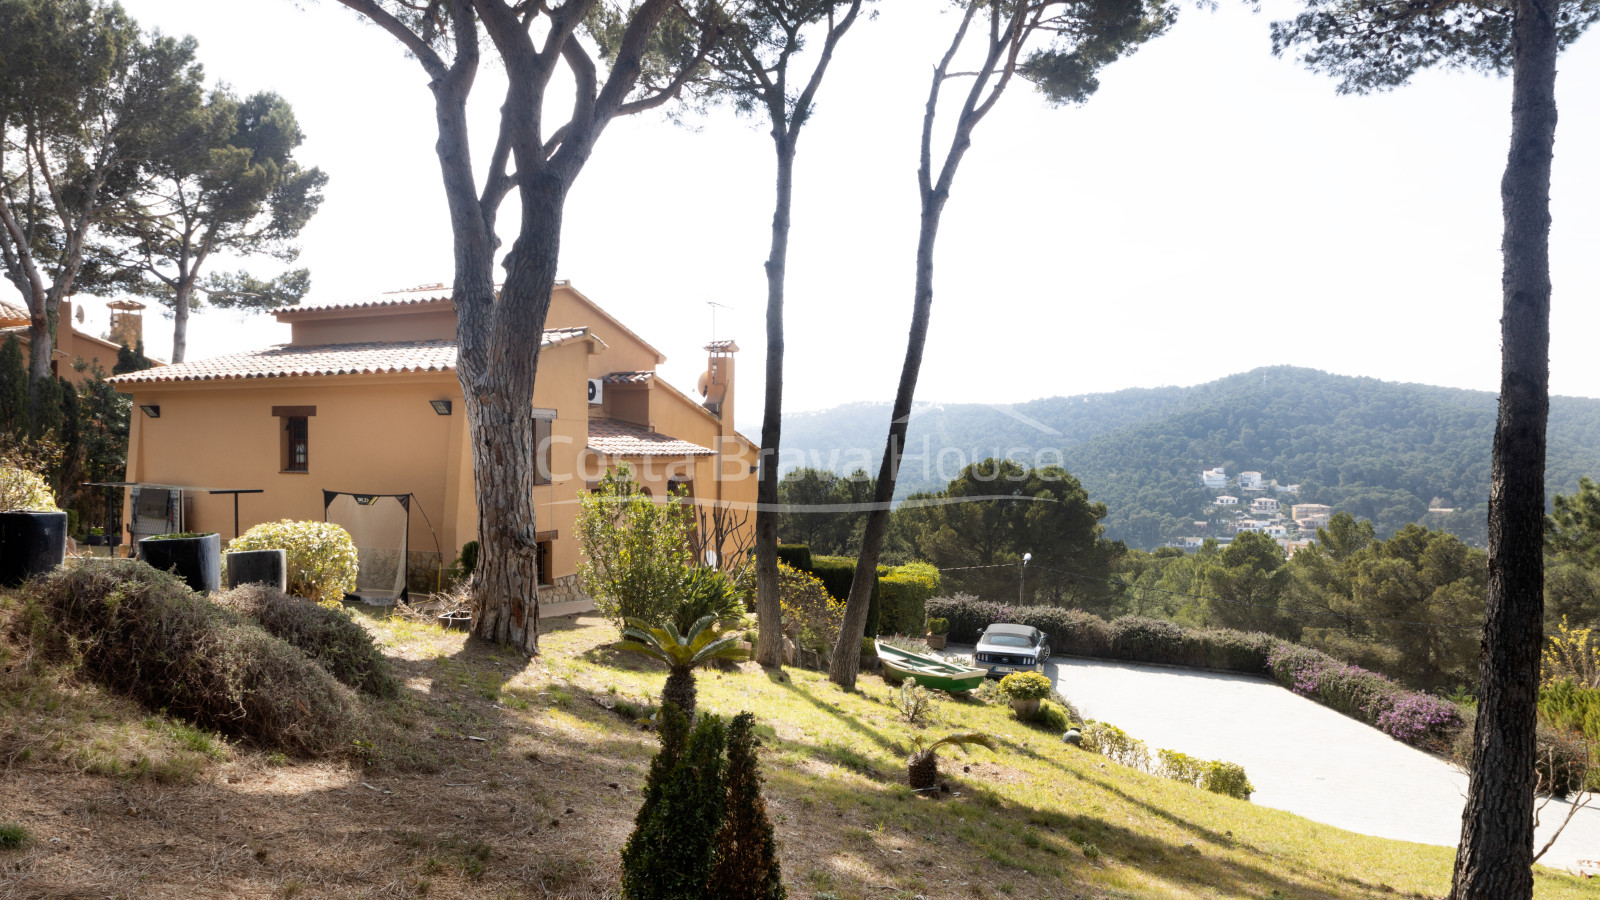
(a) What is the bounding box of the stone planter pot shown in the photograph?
[138,533,222,593]
[438,612,472,632]
[86,534,104,547]
[1010,698,1041,718]
[0,510,67,587]
[925,634,947,650]
[226,549,287,591]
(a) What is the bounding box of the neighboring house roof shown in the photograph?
[0,299,29,324]
[586,417,715,457]
[108,328,589,384]
[704,339,739,352]
[274,284,453,318]
[602,371,653,385]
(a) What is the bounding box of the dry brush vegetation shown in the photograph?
[2,576,1599,899]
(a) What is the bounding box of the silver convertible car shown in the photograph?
[973,623,1052,678]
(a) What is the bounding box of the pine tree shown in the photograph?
[709,712,785,900]
[620,704,728,900]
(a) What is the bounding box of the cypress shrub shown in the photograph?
[810,555,880,636]
[708,712,785,900]
[775,544,811,572]
[620,704,728,900]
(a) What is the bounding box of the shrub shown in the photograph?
[0,823,28,850]
[999,671,1052,701]
[215,584,397,698]
[1156,749,1254,800]
[876,562,940,636]
[1544,617,1600,689]
[774,544,811,572]
[1538,679,1600,790]
[1034,701,1072,732]
[810,555,879,636]
[708,712,786,900]
[578,465,695,628]
[670,567,746,635]
[777,563,843,652]
[0,466,58,512]
[620,705,728,900]
[1079,721,1150,771]
[228,520,359,605]
[926,616,950,636]
[25,559,361,755]
[1266,644,1461,751]
[890,681,935,727]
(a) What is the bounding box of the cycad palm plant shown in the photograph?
[907,731,996,790]
[617,615,747,718]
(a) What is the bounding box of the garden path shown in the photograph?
[940,644,1600,875]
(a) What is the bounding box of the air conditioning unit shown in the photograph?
[587,378,603,405]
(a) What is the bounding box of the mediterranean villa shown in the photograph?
[108,282,760,615]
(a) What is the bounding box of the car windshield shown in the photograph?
[985,634,1035,648]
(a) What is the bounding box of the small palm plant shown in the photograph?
[907,731,996,790]
[617,615,747,718]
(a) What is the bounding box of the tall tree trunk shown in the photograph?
[463,175,567,654]
[1449,0,1557,895]
[754,137,797,669]
[829,200,944,689]
[171,283,192,364]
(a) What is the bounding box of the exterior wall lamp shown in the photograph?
[429,399,452,416]
[139,405,160,418]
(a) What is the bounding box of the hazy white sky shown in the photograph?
[36,0,1600,418]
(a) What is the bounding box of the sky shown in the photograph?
[28,0,1600,422]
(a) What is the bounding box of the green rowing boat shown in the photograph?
[876,640,988,693]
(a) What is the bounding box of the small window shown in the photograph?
[668,477,693,501]
[283,416,309,471]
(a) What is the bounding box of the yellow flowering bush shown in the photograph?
[1544,616,1600,689]
[778,562,844,652]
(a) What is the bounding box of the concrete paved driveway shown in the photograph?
[941,644,1600,873]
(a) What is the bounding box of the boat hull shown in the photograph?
[877,641,987,693]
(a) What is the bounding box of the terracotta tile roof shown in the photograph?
[0,299,29,323]
[602,371,653,384]
[274,284,454,318]
[703,339,738,352]
[587,418,716,457]
[108,329,589,384]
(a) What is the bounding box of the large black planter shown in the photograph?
[226,549,287,591]
[138,533,222,593]
[0,510,67,587]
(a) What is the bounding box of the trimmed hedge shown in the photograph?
[925,593,1464,754]
[876,562,940,636]
[775,545,812,573]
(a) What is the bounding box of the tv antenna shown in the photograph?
[707,301,733,343]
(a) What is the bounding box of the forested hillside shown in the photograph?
[770,367,1600,549]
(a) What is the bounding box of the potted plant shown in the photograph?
[999,671,1052,719]
[225,547,288,591]
[926,617,950,650]
[0,466,67,586]
[137,532,222,593]
[86,526,105,546]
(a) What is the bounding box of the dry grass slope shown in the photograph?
[1,590,1597,900]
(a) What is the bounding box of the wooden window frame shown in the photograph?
[276,407,315,473]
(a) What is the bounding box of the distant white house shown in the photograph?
[1279,538,1312,557]
[1251,497,1280,516]
[1280,483,1301,494]
[1239,471,1265,491]
[1169,536,1205,550]
[1201,466,1228,490]
[1214,495,1240,507]
[1234,519,1268,534]
[1292,503,1334,531]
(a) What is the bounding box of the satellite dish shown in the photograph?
[697,371,710,397]
[75,306,85,324]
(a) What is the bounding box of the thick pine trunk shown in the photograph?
[754,139,796,669]
[463,176,567,655]
[1449,0,1557,896]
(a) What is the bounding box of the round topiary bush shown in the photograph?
[999,671,1052,701]
[228,520,359,605]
